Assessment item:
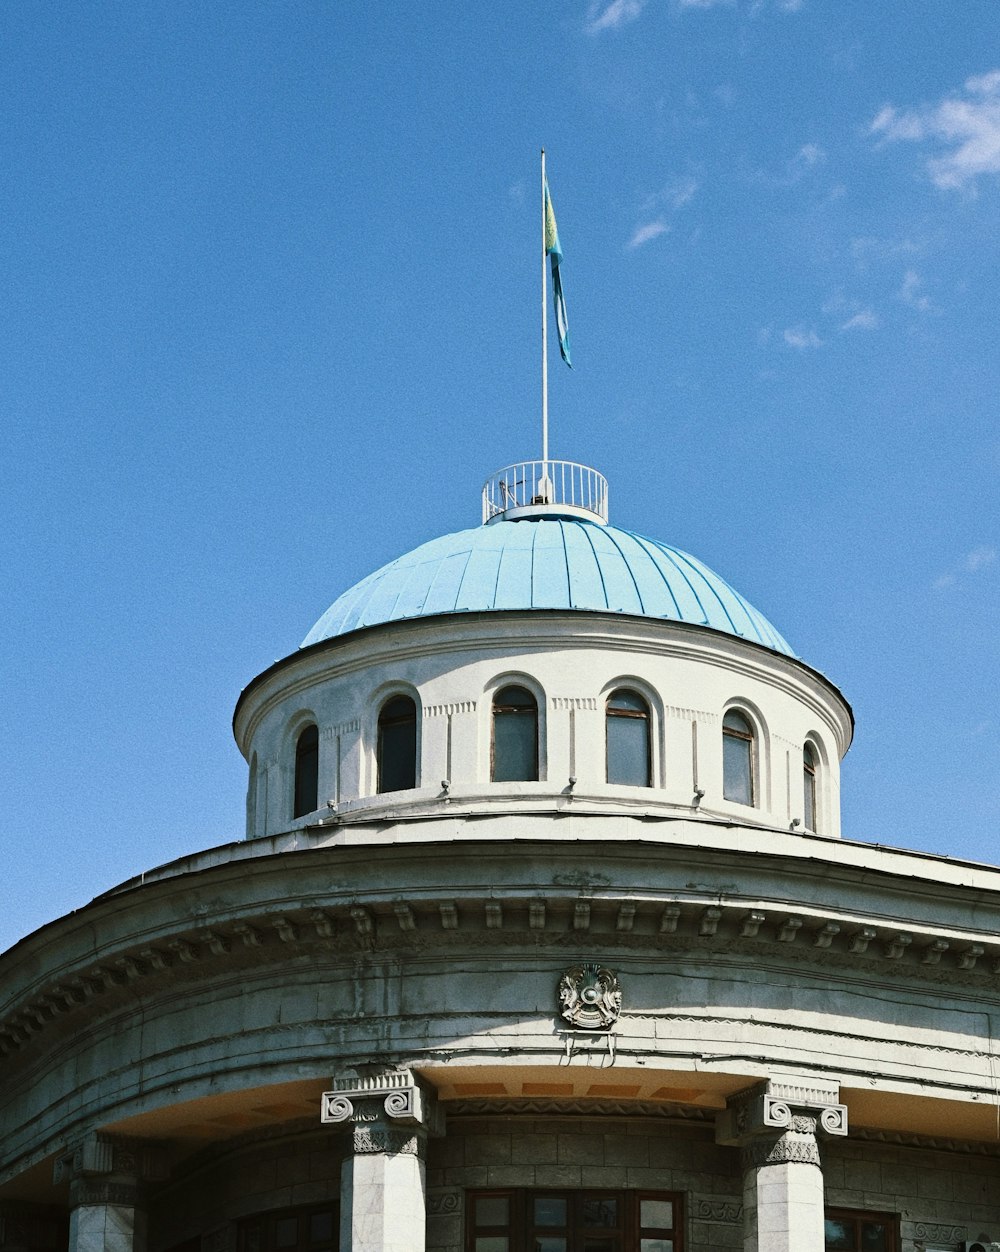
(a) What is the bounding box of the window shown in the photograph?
[467,1188,682,1251]
[606,690,651,787]
[492,685,538,782]
[239,1203,338,1252]
[824,1208,897,1251]
[722,709,755,805]
[377,695,417,792]
[293,724,319,818]
[803,742,818,831]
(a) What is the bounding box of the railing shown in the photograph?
[482,460,609,525]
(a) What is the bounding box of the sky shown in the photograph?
[2,1,999,953]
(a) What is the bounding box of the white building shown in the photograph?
[2,460,999,1252]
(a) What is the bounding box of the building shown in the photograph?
[2,458,1000,1252]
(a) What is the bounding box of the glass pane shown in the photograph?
[244,1232,262,1252]
[493,707,537,781]
[804,766,816,829]
[274,1217,298,1248]
[581,1241,616,1252]
[608,690,647,713]
[533,1197,567,1227]
[476,1240,509,1252]
[723,731,752,804]
[581,1198,618,1227]
[824,1218,853,1251]
[723,710,752,734]
[309,1212,334,1240]
[607,713,649,786]
[378,713,416,791]
[293,726,319,817]
[639,1200,674,1229]
[861,1222,888,1252]
[534,1240,567,1252]
[476,1197,510,1227]
[641,1242,673,1252]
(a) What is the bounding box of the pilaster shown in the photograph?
[717,1077,847,1252]
[53,1134,166,1252]
[321,1069,443,1252]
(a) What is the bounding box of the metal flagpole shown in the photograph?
[541,148,549,473]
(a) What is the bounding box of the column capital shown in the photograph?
[716,1077,847,1147]
[53,1133,168,1187]
[321,1068,445,1141]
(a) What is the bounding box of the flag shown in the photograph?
[544,179,572,367]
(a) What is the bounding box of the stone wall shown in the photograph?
[425,1113,743,1252]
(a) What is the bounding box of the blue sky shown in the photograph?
[2,1,999,951]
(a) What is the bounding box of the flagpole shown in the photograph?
[541,148,549,473]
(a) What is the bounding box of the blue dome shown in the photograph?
[301,519,794,656]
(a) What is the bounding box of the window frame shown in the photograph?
[376,693,418,793]
[605,688,652,788]
[465,1186,684,1251]
[237,1201,339,1252]
[722,708,756,806]
[491,684,540,783]
[292,723,320,819]
[803,740,818,832]
[824,1206,898,1252]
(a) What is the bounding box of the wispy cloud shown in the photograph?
[840,309,878,331]
[899,268,934,313]
[933,544,997,589]
[586,0,646,33]
[627,175,699,249]
[871,70,1000,191]
[783,326,822,349]
[628,220,670,249]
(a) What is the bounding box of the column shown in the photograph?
[717,1078,847,1252]
[321,1069,443,1252]
[53,1134,166,1252]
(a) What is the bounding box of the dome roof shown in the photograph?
[301,518,794,656]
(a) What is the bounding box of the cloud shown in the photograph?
[934,545,997,589]
[965,544,997,573]
[899,269,934,312]
[839,309,878,331]
[628,220,670,249]
[871,71,1000,190]
[783,326,822,349]
[664,175,699,208]
[586,0,646,32]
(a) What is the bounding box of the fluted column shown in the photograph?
[717,1078,847,1252]
[322,1070,443,1252]
[54,1135,166,1252]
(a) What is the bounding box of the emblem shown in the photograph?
[558,963,622,1029]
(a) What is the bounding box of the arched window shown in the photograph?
[492,685,538,782]
[606,689,651,786]
[293,724,319,818]
[722,710,755,806]
[803,742,818,832]
[377,696,417,792]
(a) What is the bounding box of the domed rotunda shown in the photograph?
[3,459,1000,1252]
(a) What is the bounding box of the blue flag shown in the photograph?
[544,179,572,367]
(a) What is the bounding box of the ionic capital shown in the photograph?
[716,1077,847,1149]
[52,1133,167,1189]
[321,1068,444,1144]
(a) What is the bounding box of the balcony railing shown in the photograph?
[482,460,609,525]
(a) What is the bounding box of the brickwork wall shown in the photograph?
[824,1137,1000,1250]
[425,1114,743,1252]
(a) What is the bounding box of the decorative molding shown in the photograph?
[351,1125,422,1156]
[326,719,360,737]
[666,706,717,724]
[550,697,598,710]
[912,1222,967,1241]
[321,1069,444,1144]
[740,1134,821,1169]
[424,702,476,717]
[53,1134,167,1187]
[692,1198,743,1223]
[558,964,622,1030]
[852,1126,1000,1157]
[427,1190,462,1217]
[68,1180,143,1208]
[446,1097,715,1123]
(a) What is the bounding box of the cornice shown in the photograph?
[233,610,852,754]
[4,882,1000,1063]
